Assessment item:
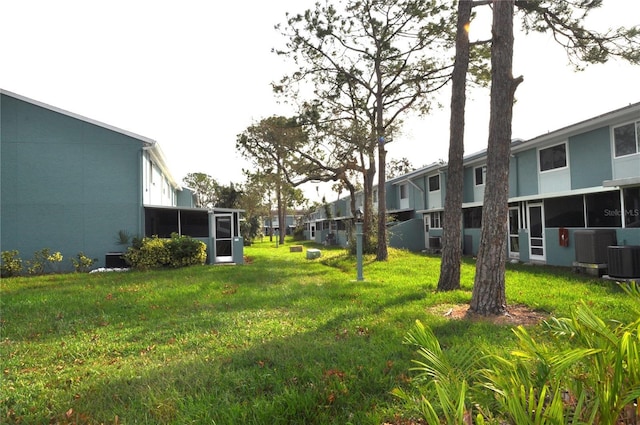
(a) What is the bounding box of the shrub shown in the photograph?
[70,252,97,273]
[165,234,207,267]
[1,250,23,277]
[26,248,63,275]
[124,234,206,270]
[123,236,170,270]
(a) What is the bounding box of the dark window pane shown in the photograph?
[216,240,232,256]
[530,206,543,238]
[429,175,440,192]
[545,196,585,228]
[145,208,179,237]
[475,167,485,185]
[614,123,637,157]
[216,216,232,238]
[509,209,519,234]
[586,191,622,227]
[180,210,209,237]
[623,187,640,228]
[463,207,482,229]
[540,144,567,171]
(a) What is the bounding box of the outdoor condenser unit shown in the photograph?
[608,245,640,278]
[429,237,441,249]
[574,229,617,264]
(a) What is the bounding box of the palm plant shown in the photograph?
[394,320,484,424]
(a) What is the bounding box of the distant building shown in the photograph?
[306,101,640,270]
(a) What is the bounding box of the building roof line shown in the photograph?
[1,88,157,145]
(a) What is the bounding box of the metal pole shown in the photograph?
[356,221,363,281]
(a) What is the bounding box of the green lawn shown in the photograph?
[1,240,636,424]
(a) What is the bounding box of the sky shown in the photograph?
[2,0,639,204]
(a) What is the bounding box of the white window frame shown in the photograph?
[430,211,442,229]
[612,120,640,158]
[399,183,408,200]
[538,142,568,173]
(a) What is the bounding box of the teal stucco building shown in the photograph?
[1,90,244,270]
[306,101,640,273]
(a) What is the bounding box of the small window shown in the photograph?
[430,211,442,229]
[539,143,567,172]
[428,175,440,192]
[474,165,486,186]
[400,183,408,200]
[614,121,640,157]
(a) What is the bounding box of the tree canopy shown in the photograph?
[274,0,458,260]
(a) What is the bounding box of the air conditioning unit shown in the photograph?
[429,237,441,249]
[608,246,640,278]
[574,229,617,264]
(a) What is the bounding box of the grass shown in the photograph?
[1,239,637,424]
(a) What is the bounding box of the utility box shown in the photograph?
[574,229,617,264]
[608,245,640,278]
[105,252,127,268]
[232,237,244,265]
[306,248,321,260]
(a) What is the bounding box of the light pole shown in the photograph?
[355,208,364,281]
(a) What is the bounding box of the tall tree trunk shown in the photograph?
[376,138,388,261]
[276,179,286,245]
[364,159,376,253]
[437,0,472,292]
[470,0,522,315]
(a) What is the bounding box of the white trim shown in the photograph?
[611,119,640,158]
[474,165,487,186]
[603,176,640,187]
[428,174,441,192]
[508,186,618,204]
[527,202,546,262]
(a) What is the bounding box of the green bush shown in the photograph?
[70,252,97,273]
[1,250,23,277]
[124,234,206,270]
[123,236,170,269]
[26,248,63,275]
[166,234,207,267]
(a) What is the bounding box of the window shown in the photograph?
[545,195,585,228]
[586,191,622,228]
[474,165,486,186]
[539,143,567,172]
[614,121,640,157]
[400,183,408,200]
[463,207,482,229]
[623,187,640,228]
[428,175,440,192]
[430,211,442,229]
